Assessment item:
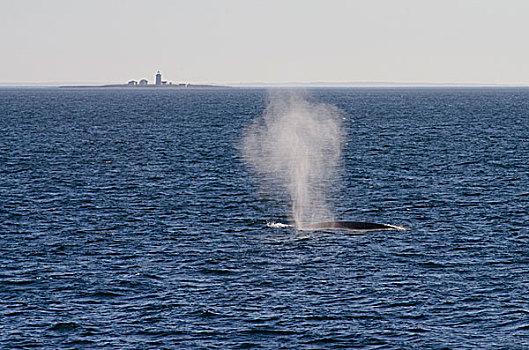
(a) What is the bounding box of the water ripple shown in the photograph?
[1,88,528,348]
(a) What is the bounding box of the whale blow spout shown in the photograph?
[300,221,408,232]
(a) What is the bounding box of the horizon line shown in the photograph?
[1,80,529,88]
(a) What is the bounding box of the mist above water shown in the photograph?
[242,92,344,228]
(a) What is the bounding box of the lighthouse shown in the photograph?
[155,71,162,86]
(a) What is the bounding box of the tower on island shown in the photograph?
[155,71,162,86]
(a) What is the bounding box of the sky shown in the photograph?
[1,0,529,85]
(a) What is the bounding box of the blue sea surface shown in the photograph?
[1,87,528,349]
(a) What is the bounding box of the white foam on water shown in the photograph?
[266,221,293,228]
[384,224,410,231]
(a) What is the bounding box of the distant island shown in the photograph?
[60,71,230,88]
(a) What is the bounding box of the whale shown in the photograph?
[300,221,407,232]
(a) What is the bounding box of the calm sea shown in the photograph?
[1,87,528,349]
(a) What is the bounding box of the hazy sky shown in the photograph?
[1,0,528,84]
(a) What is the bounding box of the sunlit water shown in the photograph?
[1,87,528,348]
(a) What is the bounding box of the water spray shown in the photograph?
[242,92,342,229]
[242,91,407,232]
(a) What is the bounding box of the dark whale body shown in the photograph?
[302,221,404,231]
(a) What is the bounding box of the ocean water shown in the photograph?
[1,87,528,349]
